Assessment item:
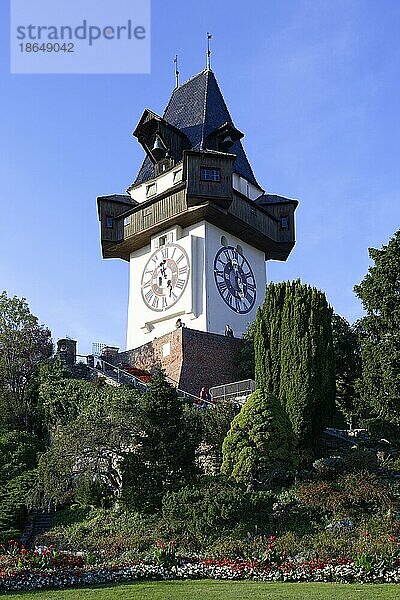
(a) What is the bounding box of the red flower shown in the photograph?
[389,535,396,543]
[268,535,277,542]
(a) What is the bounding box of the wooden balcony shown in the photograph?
[98,154,298,262]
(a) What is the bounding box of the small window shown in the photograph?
[220,235,228,246]
[173,168,183,184]
[200,166,221,182]
[124,215,131,227]
[237,244,243,255]
[105,215,113,229]
[155,232,174,249]
[280,216,289,229]
[146,182,157,197]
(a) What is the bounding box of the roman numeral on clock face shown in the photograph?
[145,289,154,303]
[218,281,227,293]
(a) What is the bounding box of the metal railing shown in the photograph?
[78,355,205,404]
[86,358,149,392]
[76,355,238,408]
[209,379,256,405]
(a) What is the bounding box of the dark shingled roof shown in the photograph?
[134,69,258,187]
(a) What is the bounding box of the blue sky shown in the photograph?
[1,0,399,355]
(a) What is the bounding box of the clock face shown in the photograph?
[214,246,256,314]
[141,243,190,312]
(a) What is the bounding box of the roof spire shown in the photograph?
[206,33,212,70]
[174,54,179,88]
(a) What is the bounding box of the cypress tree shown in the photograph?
[256,280,335,458]
[223,280,335,478]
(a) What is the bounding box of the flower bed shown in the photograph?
[1,542,400,592]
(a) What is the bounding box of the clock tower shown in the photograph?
[98,68,298,351]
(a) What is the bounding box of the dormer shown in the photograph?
[205,122,244,153]
[131,70,260,190]
[133,109,191,177]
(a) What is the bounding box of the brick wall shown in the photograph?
[115,327,244,396]
[180,329,243,395]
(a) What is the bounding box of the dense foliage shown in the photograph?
[121,370,198,512]
[0,291,53,432]
[221,390,296,485]
[162,476,274,549]
[2,229,400,579]
[38,381,140,505]
[354,230,400,437]
[331,315,361,426]
[255,280,335,459]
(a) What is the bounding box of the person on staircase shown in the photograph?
[199,386,209,407]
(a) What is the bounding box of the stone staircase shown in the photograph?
[21,509,54,547]
[88,358,206,404]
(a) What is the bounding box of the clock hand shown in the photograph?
[159,260,168,278]
[236,274,245,298]
[228,259,245,299]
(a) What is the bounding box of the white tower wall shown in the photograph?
[126,220,267,350]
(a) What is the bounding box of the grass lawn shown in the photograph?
[0,581,399,599]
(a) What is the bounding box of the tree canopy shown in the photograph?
[354,229,400,431]
[0,291,53,431]
[122,369,198,512]
[38,381,141,505]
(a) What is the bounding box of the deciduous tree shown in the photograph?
[354,229,400,432]
[0,291,53,430]
[331,314,361,426]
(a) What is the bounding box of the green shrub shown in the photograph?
[343,448,378,473]
[270,488,316,536]
[297,471,393,518]
[275,514,400,561]
[384,456,400,474]
[206,538,253,559]
[162,476,274,551]
[313,456,345,478]
[37,508,161,560]
[221,390,297,485]
[74,478,113,509]
[0,470,38,541]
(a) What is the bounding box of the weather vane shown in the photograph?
[206,33,212,70]
[174,54,179,88]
